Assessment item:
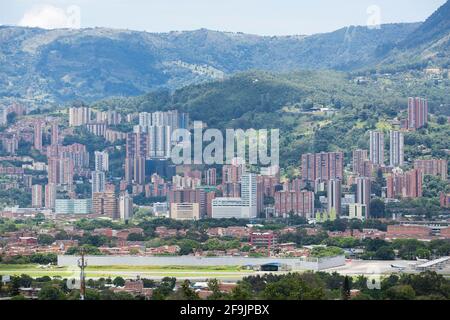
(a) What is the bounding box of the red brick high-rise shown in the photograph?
[386,169,423,199]
[408,97,428,130]
[274,190,315,218]
[414,159,448,181]
[301,152,344,182]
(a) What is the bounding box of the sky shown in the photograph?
[0,0,447,36]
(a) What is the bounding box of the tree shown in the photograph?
[341,276,351,300]
[207,279,223,300]
[18,274,33,288]
[180,280,200,300]
[113,277,125,287]
[370,198,386,218]
[374,246,395,260]
[37,234,55,246]
[127,233,145,241]
[385,285,416,300]
[230,283,253,300]
[261,274,325,300]
[38,286,66,300]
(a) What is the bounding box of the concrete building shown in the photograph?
[212,172,258,219]
[92,171,106,194]
[408,97,428,130]
[389,130,404,167]
[51,123,59,146]
[274,190,315,218]
[386,169,423,199]
[250,231,277,251]
[92,192,118,218]
[33,121,43,151]
[55,199,92,215]
[369,131,384,166]
[352,149,369,176]
[119,192,133,221]
[414,159,448,181]
[69,107,91,127]
[31,185,43,208]
[168,189,206,216]
[349,203,368,220]
[170,203,200,221]
[301,152,344,182]
[94,151,109,172]
[327,179,342,218]
[356,177,371,218]
[45,183,57,209]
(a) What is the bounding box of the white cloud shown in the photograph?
[18,4,81,29]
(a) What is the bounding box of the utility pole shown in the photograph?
[77,248,87,300]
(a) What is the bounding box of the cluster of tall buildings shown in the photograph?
[301,152,344,183]
[13,95,449,225]
[386,169,423,199]
[212,171,259,219]
[369,130,405,168]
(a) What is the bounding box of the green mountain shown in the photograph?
[0,23,419,106]
[379,0,450,70]
[1,0,449,107]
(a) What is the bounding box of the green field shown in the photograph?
[0,264,253,279]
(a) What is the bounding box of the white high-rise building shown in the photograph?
[389,130,404,168]
[94,151,109,172]
[327,179,341,218]
[356,177,371,218]
[92,171,106,194]
[119,192,133,221]
[148,125,172,158]
[369,131,385,166]
[212,172,258,219]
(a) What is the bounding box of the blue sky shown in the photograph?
[0,0,447,35]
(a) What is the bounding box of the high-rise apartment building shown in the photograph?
[327,179,342,218]
[414,159,448,181]
[390,130,404,167]
[51,123,59,146]
[94,151,109,172]
[69,107,91,127]
[212,173,258,219]
[369,131,384,166]
[45,183,57,209]
[48,157,74,186]
[301,152,344,182]
[92,171,106,194]
[356,177,371,218]
[32,185,43,208]
[92,192,118,218]
[408,97,428,130]
[119,192,133,221]
[148,125,172,158]
[274,190,315,218]
[352,149,369,176]
[34,121,43,151]
[386,169,423,199]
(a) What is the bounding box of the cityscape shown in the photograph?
[0,0,449,304]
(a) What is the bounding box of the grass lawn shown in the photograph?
[0,264,252,279]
